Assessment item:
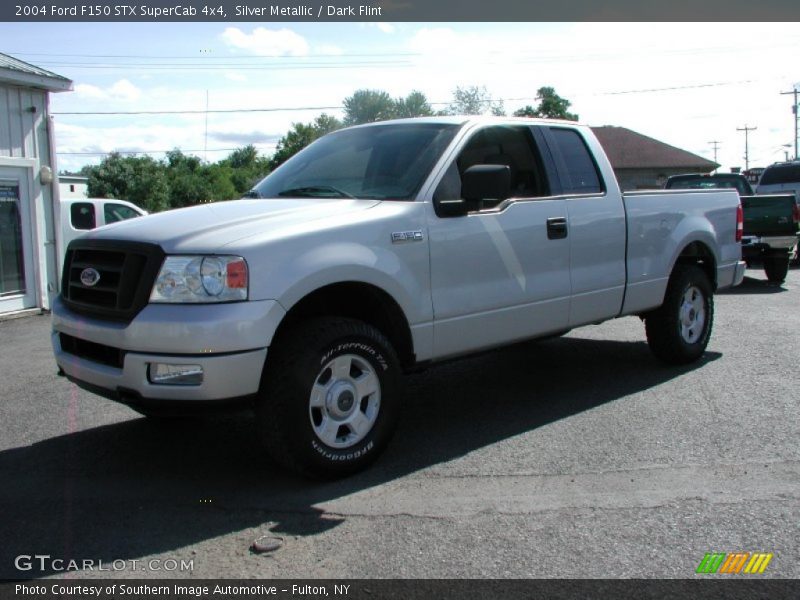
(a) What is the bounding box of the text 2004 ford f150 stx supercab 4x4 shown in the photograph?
[52,117,745,477]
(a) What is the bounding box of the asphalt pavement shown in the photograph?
[1,266,798,579]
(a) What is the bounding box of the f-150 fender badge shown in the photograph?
[391,230,424,243]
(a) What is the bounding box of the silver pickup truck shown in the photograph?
[52,117,745,477]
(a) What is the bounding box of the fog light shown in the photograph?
[148,363,203,385]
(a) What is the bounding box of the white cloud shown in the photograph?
[74,83,105,99]
[108,79,141,102]
[220,26,309,56]
[314,44,344,56]
[225,72,247,82]
[73,79,141,102]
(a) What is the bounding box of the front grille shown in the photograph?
[61,239,165,322]
[59,333,126,368]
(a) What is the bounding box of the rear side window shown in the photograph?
[70,202,95,230]
[104,203,140,224]
[759,164,800,185]
[549,128,603,194]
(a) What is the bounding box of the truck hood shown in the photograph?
[80,198,380,253]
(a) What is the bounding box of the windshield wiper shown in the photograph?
[276,185,354,199]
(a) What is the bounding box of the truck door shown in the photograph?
[426,124,571,359]
[540,126,626,327]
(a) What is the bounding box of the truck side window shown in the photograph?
[434,125,549,206]
[70,203,96,230]
[104,203,140,224]
[548,128,603,194]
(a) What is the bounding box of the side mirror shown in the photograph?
[462,164,511,203]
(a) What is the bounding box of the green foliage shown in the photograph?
[269,113,343,171]
[86,153,170,213]
[393,90,434,119]
[84,145,271,213]
[444,85,505,116]
[343,89,395,125]
[513,87,578,121]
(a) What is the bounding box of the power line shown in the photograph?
[52,105,342,115]
[57,148,250,155]
[8,50,422,60]
[50,81,764,117]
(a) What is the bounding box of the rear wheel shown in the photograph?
[763,254,789,283]
[645,265,713,365]
[256,317,401,478]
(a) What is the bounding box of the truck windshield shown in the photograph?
[666,176,752,196]
[759,164,800,186]
[249,122,459,201]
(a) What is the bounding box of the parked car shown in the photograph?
[665,173,799,282]
[52,117,745,478]
[61,198,147,251]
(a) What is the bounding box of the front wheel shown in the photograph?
[256,317,401,478]
[645,265,714,365]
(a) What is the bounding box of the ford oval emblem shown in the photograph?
[80,267,101,287]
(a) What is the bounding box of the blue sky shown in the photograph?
[2,22,798,173]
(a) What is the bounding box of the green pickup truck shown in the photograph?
[665,173,799,282]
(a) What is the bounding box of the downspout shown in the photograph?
[45,93,64,296]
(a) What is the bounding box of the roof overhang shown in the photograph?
[0,70,73,92]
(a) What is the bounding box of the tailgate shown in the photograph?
[741,194,798,237]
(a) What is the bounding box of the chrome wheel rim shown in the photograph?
[679,285,706,344]
[309,353,381,449]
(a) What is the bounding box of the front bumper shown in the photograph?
[52,297,285,402]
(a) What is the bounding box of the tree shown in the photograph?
[394,90,434,118]
[513,87,578,121]
[86,152,170,213]
[444,85,505,116]
[165,149,211,207]
[220,145,271,194]
[343,89,395,125]
[269,113,342,170]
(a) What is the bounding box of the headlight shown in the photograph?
[150,255,248,303]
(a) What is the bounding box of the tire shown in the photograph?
[763,255,789,283]
[645,265,714,365]
[256,317,401,478]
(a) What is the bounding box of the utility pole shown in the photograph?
[736,124,757,171]
[780,87,798,160]
[708,140,721,171]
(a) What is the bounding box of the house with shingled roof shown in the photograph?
[590,126,718,192]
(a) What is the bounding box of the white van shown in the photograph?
[61,198,147,250]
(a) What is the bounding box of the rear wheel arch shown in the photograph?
[673,240,717,290]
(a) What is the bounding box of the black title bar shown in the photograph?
[4,0,800,22]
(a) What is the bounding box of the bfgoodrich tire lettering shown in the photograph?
[645,265,714,365]
[256,317,401,478]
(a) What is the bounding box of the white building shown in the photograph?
[58,174,88,198]
[0,53,72,316]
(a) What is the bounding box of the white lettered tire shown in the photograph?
[256,317,401,478]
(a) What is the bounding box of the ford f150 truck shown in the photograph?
[665,173,799,282]
[52,117,745,477]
